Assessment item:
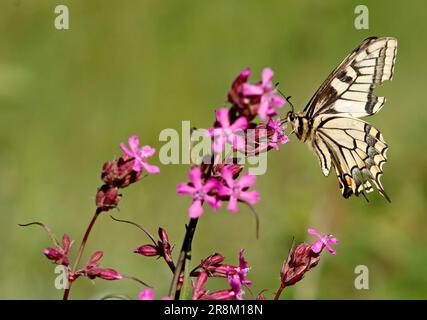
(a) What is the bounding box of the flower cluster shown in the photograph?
[191,249,251,300]
[177,166,259,217]
[279,228,339,292]
[178,68,287,218]
[43,234,72,266]
[22,68,343,302]
[134,227,175,272]
[71,251,123,282]
[97,135,159,213]
[23,135,155,299]
[40,228,125,284]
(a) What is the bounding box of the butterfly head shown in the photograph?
[286,110,295,123]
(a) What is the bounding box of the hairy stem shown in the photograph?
[169,218,199,299]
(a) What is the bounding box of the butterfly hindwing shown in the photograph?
[311,115,390,201]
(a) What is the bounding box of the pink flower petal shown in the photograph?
[177,183,195,195]
[220,167,235,188]
[189,199,204,218]
[328,237,339,245]
[242,83,264,96]
[218,184,232,197]
[230,117,248,131]
[141,161,160,174]
[272,94,286,107]
[216,108,230,128]
[229,134,246,152]
[128,135,140,153]
[280,134,289,144]
[238,68,251,80]
[237,173,256,188]
[120,143,133,157]
[238,190,259,205]
[189,167,203,190]
[307,228,322,239]
[227,196,238,213]
[324,243,336,255]
[261,68,274,87]
[212,131,226,153]
[257,98,270,120]
[311,240,323,254]
[205,194,221,211]
[203,178,219,192]
[140,145,156,158]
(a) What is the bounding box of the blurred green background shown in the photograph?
[0,0,426,299]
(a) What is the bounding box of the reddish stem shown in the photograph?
[63,209,101,300]
[274,284,285,300]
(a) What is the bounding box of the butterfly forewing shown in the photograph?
[304,37,397,119]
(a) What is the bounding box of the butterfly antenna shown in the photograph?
[275,82,295,113]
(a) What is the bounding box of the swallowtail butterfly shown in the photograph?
[285,37,397,202]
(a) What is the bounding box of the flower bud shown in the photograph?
[101,156,141,189]
[200,289,236,300]
[43,248,63,261]
[192,271,208,300]
[200,253,225,268]
[134,244,160,257]
[95,185,121,213]
[280,243,321,287]
[158,228,169,244]
[97,268,123,280]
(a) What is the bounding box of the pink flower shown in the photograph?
[218,167,259,213]
[208,108,248,153]
[267,118,288,150]
[226,249,251,300]
[177,167,221,218]
[120,135,160,174]
[243,68,285,120]
[192,250,251,300]
[139,288,171,300]
[236,249,251,286]
[308,228,339,255]
[228,274,244,300]
[139,288,154,300]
